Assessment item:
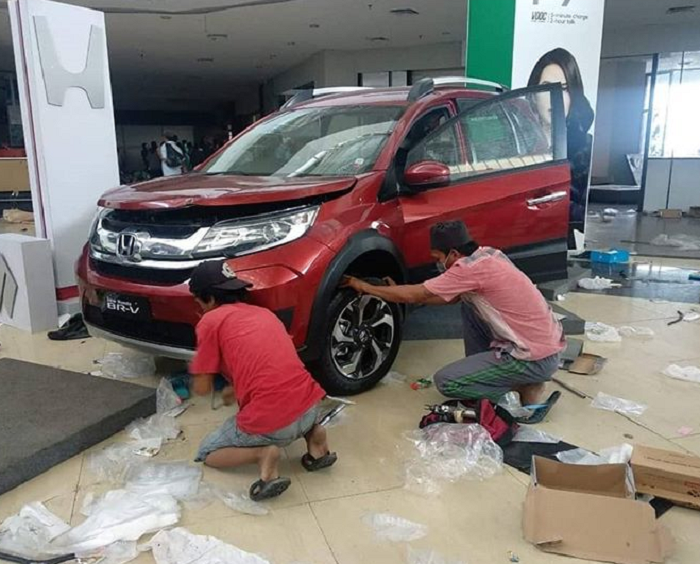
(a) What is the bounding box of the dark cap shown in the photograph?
[430,221,474,253]
[189,260,252,295]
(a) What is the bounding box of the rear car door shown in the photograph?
[399,84,570,283]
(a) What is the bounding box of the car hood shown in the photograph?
[98,174,357,210]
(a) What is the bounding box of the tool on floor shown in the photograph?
[410,378,432,390]
[668,310,685,326]
[0,550,75,564]
[552,377,589,399]
[319,403,346,426]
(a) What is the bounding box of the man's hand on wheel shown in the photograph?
[341,275,368,293]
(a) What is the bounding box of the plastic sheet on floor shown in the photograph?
[382,371,408,385]
[126,413,180,442]
[591,392,647,416]
[407,547,466,564]
[84,540,139,564]
[156,378,183,414]
[555,443,633,466]
[125,461,201,501]
[0,502,70,559]
[147,527,270,564]
[578,277,618,291]
[497,392,533,419]
[512,427,562,444]
[618,326,655,339]
[88,440,163,483]
[403,423,502,495]
[53,490,180,553]
[650,234,700,252]
[184,483,269,516]
[97,352,156,379]
[362,513,427,542]
[585,322,621,342]
[663,364,700,383]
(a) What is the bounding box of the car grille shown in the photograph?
[91,258,194,286]
[84,304,195,349]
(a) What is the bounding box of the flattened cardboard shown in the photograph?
[658,209,683,219]
[523,457,674,564]
[632,446,700,510]
[569,353,607,375]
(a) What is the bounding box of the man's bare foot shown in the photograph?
[258,445,281,482]
[304,424,329,459]
[518,383,546,406]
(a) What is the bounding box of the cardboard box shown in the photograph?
[658,209,683,219]
[568,352,607,375]
[632,446,700,510]
[523,457,673,564]
[687,206,700,219]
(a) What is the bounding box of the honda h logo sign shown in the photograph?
[116,233,141,260]
[33,15,106,109]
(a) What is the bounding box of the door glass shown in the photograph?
[407,87,560,182]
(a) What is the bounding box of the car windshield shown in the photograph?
[202,105,403,177]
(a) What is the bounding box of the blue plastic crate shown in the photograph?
[590,249,630,264]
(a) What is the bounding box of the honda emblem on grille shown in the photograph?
[116,232,142,260]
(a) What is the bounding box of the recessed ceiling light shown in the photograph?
[309,23,320,28]
[390,8,419,16]
[667,5,695,14]
[366,36,389,42]
[196,57,214,63]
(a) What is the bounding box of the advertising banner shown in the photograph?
[467,0,606,247]
[9,0,119,306]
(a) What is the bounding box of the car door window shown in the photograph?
[407,85,565,183]
[403,108,460,167]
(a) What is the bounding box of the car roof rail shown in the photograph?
[281,86,374,110]
[407,76,508,102]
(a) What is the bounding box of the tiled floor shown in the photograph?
[1,257,700,563]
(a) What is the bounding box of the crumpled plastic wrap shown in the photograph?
[87,440,163,483]
[156,378,183,414]
[512,427,562,444]
[403,423,503,494]
[382,371,408,385]
[618,326,655,339]
[98,352,156,379]
[555,443,633,465]
[650,233,700,252]
[126,413,180,442]
[497,392,533,419]
[52,490,180,553]
[84,540,139,564]
[362,513,427,542]
[148,527,270,564]
[663,364,700,383]
[124,461,202,501]
[0,502,70,558]
[578,277,617,291]
[184,483,269,516]
[407,547,466,564]
[585,322,622,342]
[591,392,647,416]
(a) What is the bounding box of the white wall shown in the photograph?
[602,23,700,57]
[644,158,700,212]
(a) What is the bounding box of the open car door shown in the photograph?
[399,84,570,283]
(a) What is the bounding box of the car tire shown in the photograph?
[310,281,403,395]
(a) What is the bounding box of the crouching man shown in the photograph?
[344,221,565,411]
[189,259,337,501]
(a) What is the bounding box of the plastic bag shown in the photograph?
[663,364,700,383]
[591,392,647,416]
[512,427,561,444]
[578,277,617,291]
[82,540,139,564]
[148,527,270,564]
[497,392,533,419]
[98,352,156,379]
[407,547,466,564]
[88,440,163,483]
[0,502,70,558]
[618,326,655,339]
[650,234,700,252]
[404,423,502,495]
[125,461,202,501]
[186,482,269,516]
[556,444,633,465]
[126,413,180,442]
[585,322,622,342]
[362,513,427,542]
[156,378,183,414]
[53,490,179,553]
[382,371,408,385]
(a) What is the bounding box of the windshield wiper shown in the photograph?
[203,171,255,176]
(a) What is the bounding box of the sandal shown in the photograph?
[249,477,291,501]
[516,391,561,425]
[301,452,338,472]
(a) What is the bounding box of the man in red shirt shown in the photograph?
[189,260,336,501]
[344,221,565,415]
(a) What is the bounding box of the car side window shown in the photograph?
[407,87,558,183]
[403,108,460,167]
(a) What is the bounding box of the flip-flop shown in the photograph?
[249,477,291,501]
[301,452,338,472]
[516,391,561,425]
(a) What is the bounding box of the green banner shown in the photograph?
[465,0,516,87]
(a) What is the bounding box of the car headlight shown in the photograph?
[194,206,319,257]
[89,207,116,253]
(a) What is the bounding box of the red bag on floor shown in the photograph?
[419,399,518,447]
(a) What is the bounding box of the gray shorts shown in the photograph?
[195,404,321,462]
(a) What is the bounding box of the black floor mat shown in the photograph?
[503,440,580,473]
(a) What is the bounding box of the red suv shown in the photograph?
[78,78,569,395]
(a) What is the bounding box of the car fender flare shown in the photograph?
[302,230,407,361]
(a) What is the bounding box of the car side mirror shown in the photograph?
[404,161,451,190]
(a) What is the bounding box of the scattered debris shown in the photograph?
[407,547,466,564]
[148,527,271,564]
[555,444,633,466]
[591,392,647,417]
[650,233,700,251]
[567,353,607,376]
[497,392,534,419]
[656,209,683,219]
[156,378,185,415]
[2,209,34,224]
[663,364,700,384]
[0,502,70,559]
[577,277,621,291]
[382,371,408,385]
[507,550,520,563]
[124,462,202,501]
[88,440,163,483]
[677,426,694,437]
[617,326,655,339]
[602,208,619,216]
[624,433,634,440]
[512,427,561,444]
[185,483,269,516]
[126,413,180,442]
[585,322,621,342]
[362,513,427,542]
[410,378,433,391]
[632,446,700,511]
[97,352,156,379]
[403,424,502,495]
